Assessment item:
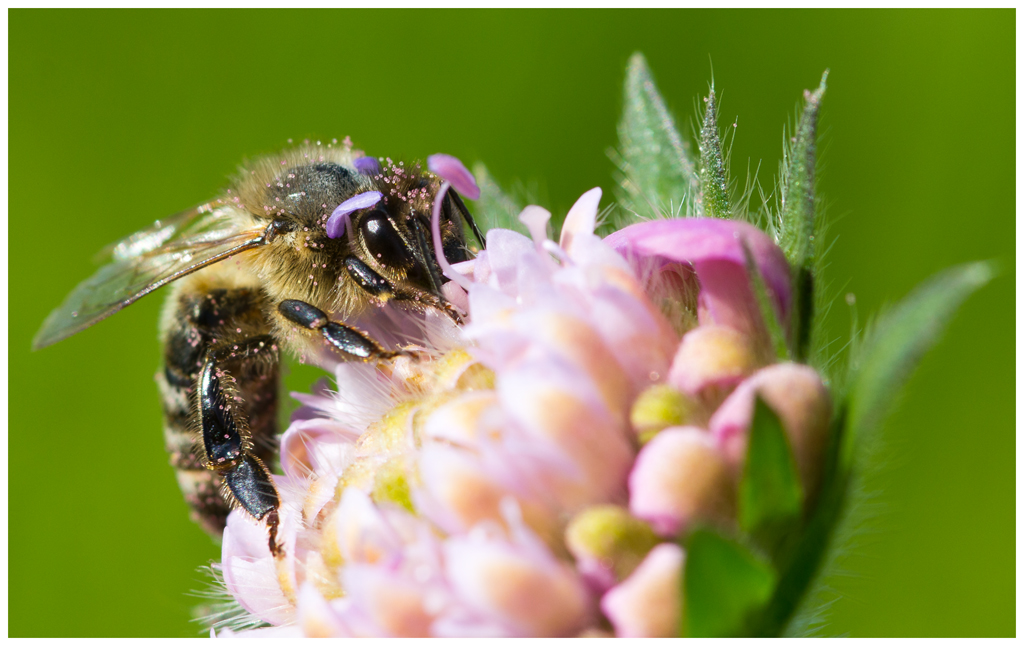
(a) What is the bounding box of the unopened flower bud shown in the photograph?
[601,543,685,637]
[564,505,660,591]
[629,427,736,537]
[630,384,696,443]
[710,362,831,495]
[668,324,760,394]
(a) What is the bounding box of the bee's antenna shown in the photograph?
[449,189,486,250]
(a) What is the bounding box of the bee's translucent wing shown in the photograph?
[92,201,228,263]
[34,205,269,350]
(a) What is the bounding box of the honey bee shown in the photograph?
[33,143,483,556]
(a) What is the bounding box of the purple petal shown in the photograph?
[604,219,792,337]
[428,154,480,200]
[353,156,381,176]
[327,191,382,239]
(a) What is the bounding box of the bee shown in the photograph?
[33,143,484,556]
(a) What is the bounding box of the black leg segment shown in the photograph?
[198,359,244,467]
[224,454,279,520]
[344,256,395,298]
[197,345,282,555]
[279,299,403,360]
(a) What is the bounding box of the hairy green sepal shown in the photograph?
[779,71,827,361]
[698,88,731,219]
[612,52,699,222]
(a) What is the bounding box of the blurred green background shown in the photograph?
[9,9,1013,637]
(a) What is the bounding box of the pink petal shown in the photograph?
[221,511,293,625]
[341,564,438,637]
[279,418,357,481]
[518,205,552,249]
[297,582,350,637]
[558,187,602,252]
[443,532,591,636]
[428,153,481,200]
[604,219,792,338]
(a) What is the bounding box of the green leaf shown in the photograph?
[683,528,776,637]
[698,87,731,219]
[782,262,993,636]
[845,261,994,453]
[739,397,803,540]
[611,52,699,223]
[470,162,526,237]
[779,71,827,361]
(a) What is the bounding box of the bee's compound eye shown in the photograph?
[359,209,414,267]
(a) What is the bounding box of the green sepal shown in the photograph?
[682,528,777,637]
[739,396,803,543]
[611,52,699,224]
[698,87,731,219]
[779,71,827,361]
[779,70,827,268]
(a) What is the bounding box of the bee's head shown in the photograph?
[322,162,474,297]
[251,151,477,308]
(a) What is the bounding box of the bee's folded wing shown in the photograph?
[34,207,267,350]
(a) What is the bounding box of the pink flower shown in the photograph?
[605,218,792,351]
[211,181,831,638]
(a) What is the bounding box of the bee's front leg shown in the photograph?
[278,299,408,361]
[200,337,283,556]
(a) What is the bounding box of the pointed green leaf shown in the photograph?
[845,261,994,451]
[683,528,777,637]
[739,397,803,539]
[779,71,827,361]
[470,162,526,237]
[612,52,699,223]
[698,87,731,219]
[783,262,993,636]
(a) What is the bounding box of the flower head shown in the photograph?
[209,177,834,637]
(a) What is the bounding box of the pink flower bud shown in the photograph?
[629,427,736,537]
[601,543,685,637]
[710,362,832,494]
[668,324,761,394]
